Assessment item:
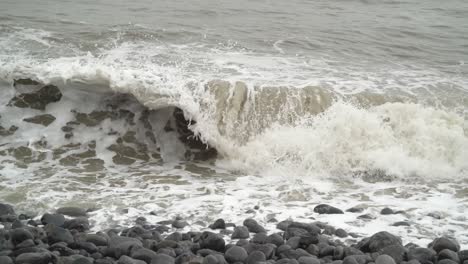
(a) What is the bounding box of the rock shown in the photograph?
[108,236,143,258]
[15,252,52,264]
[46,225,74,244]
[335,229,348,238]
[10,228,34,245]
[379,245,407,263]
[266,233,284,247]
[298,256,321,264]
[60,255,94,264]
[151,253,175,264]
[375,255,396,264]
[232,226,250,239]
[429,237,460,253]
[366,232,402,252]
[118,255,147,264]
[246,251,267,264]
[407,247,436,264]
[438,249,460,263]
[346,206,366,213]
[289,222,321,235]
[157,248,176,257]
[64,217,90,231]
[41,213,66,227]
[380,208,394,215]
[438,260,458,264]
[210,219,226,229]
[9,85,62,110]
[172,220,188,229]
[85,234,109,246]
[23,114,56,126]
[333,246,345,260]
[252,233,268,244]
[57,207,87,217]
[459,250,468,263]
[286,237,301,250]
[199,232,225,252]
[343,256,360,264]
[313,204,344,214]
[131,247,158,263]
[0,256,13,264]
[277,220,293,231]
[225,246,248,263]
[358,214,375,220]
[0,203,15,217]
[284,228,308,240]
[243,219,266,233]
[392,221,410,227]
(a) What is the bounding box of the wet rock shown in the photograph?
[0,256,13,264]
[41,213,66,227]
[172,220,188,229]
[210,219,226,229]
[313,204,344,214]
[266,233,284,247]
[64,217,90,232]
[459,250,468,263]
[289,222,321,235]
[277,220,293,231]
[60,254,94,264]
[46,225,74,244]
[199,232,225,252]
[232,226,250,239]
[437,260,458,264]
[15,252,52,264]
[246,250,267,264]
[0,125,19,137]
[157,248,176,257]
[407,247,436,264]
[0,203,15,217]
[118,255,147,264]
[357,214,375,220]
[23,114,56,126]
[151,253,176,264]
[10,228,34,245]
[438,249,460,263]
[346,206,366,213]
[57,207,87,217]
[392,221,410,227]
[15,239,35,249]
[375,255,396,264]
[366,232,402,252]
[9,84,62,110]
[343,256,360,264]
[379,245,407,263]
[380,208,395,215]
[225,245,248,263]
[428,237,460,253]
[333,246,345,260]
[284,228,308,240]
[85,234,109,246]
[335,229,348,238]
[243,219,266,233]
[298,256,321,264]
[252,233,268,244]
[427,212,442,219]
[131,247,158,263]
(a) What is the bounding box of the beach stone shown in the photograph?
[266,233,284,247]
[284,228,308,240]
[85,234,109,246]
[0,204,15,217]
[232,226,250,239]
[9,84,62,110]
[407,247,436,264]
[298,256,320,264]
[375,255,396,264]
[358,214,375,220]
[199,232,225,252]
[335,229,348,238]
[459,250,468,262]
[118,255,147,264]
[97,258,119,264]
[380,208,394,215]
[57,207,87,217]
[277,220,293,231]
[60,255,94,264]
[76,241,98,254]
[313,204,344,214]
[346,206,366,213]
[289,222,321,235]
[210,219,226,229]
[286,237,301,249]
[202,255,219,264]
[46,225,74,244]
[23,114,56,126]
[243,219,266,233]
[15,252,52,264]
[438,249,459,263]
[252,233,268,244]
[108,236,143,258]
[333,246,345,260]
[225,246,248,263]
[10,228,33,245]
[392,221,410,227]
[172,220,188,229]
[437,260,458,264]
[343,256,360,264]
[41,213,66,227]
[320,246,335,257]
[15,238,35,249]
[151,253,175,264]
[367,232,402,252]
[0,256,13,264]
[131,247,158,263]
[379,245,407,263]
[247,251,267,264]
[298,234,319,248]
[306,244,319,256]
[429,237,460,253]
[64,217,90,231]
[157,248,176,257]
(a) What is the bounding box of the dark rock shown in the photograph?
[437,260,458,264]
[108,236,143,258]
[57,207,87,217]
[0,203,15,217]
[284,228,308,240]
[277,220,293,231]
[298,234,319,248]
[314,204,344,214]
[298,256,320,264]
[232,226,250,239]
[202,255,219,264]
[375,255,396,264]
[199,232,225,252]
[289,223,321,235]
[151,253,176,264]
[346,206,366,213]
[429,237,460,253]
[172,220,188,229]
[243,219,266,233]
[41,213,65,227]
[333,246,344,260]
[75,241,98,253]
[15,239,35,249]
[0,256,13,264]
[392,221,410,227]
[97,257,119,264]
[286,237,301,249]
[10,228,33,245]
[15,252,52,264]
[306,244,319,256]
[46,224,74,244]
[64,217,90,231]
[8,85,62,110]
[155,240,178,250]
[266,233,284,247]
[366,232,402,252]
[459,250,468,262]
[335,229,348,238]
[407,247,436,264]
[438,249,459,263]
[60,255,94,264]
[243,243,276,259]
[252,233,268,244]
[86,234,109,246]
[380,208,394,215]
[225,246,248,263]
[166,232,182,242]
[157,248,176,257]
[343,256,360,264]
[379,245,407,263]
[23,114,56,126]
[320,246,335,257]
[131,247,158,263]
[118,255,147,264]
[247,251,267,264]
[357,214,375,220]
[210,219,226,229]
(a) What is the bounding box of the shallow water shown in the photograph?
[0,0,467,247]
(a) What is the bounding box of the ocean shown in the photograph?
[0,0,467,246]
